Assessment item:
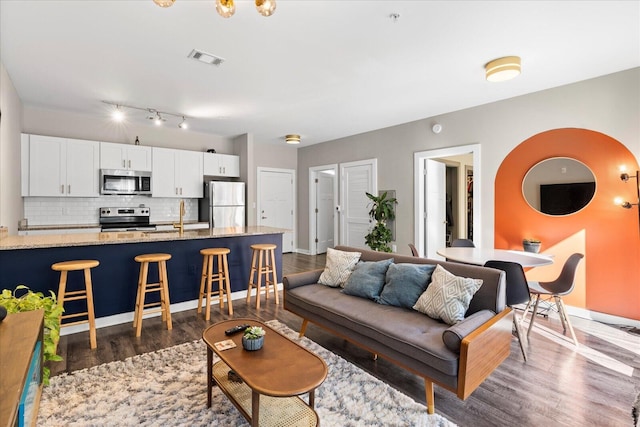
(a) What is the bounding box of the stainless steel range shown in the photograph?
[99,207,156,232]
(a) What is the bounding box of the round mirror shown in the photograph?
[522,157,596,216]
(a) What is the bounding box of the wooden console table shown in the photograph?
[0,310,44,427]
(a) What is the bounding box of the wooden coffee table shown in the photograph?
[202,318,328,427]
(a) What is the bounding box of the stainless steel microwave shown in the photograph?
[100,169,152,195]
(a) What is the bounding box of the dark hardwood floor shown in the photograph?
[51,253,639,427]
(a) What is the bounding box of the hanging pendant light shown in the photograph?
[255,0,276,17]
[153,0,176,7]
[216,0,236,18]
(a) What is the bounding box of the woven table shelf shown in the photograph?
[212,361,319,427]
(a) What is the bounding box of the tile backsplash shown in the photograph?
[23,196,199,226]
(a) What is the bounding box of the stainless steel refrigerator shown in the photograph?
[199,181,246,228]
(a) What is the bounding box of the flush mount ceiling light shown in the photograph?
[102,101,190,130]
[285,134,301,145]
[485,56,521,82]
[153,0,276,17]
[188,49,225,67]
[153,0,175,7]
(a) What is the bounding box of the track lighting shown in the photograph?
[103,101,189,130]
[153,0,276,17]
[178,117,188,130]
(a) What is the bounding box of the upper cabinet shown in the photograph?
[22,134,100,197]
[100,142,152,171]
[152,147,203,198]
[203,153,240,177]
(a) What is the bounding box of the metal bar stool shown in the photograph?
[198,247,233,320]
[133,253,172,337]
[51,259,100,349]
[246,243,279,309]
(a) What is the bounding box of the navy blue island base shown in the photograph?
[0,233,282,319]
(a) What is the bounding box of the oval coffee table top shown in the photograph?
[203,318,328,397]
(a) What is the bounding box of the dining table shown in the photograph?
[436,247,554,267]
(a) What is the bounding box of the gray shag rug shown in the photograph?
[38,320,456,427]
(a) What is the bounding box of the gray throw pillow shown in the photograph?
[378,263,436,308]
[413,264,483,325]
[343,258,394,300]
[318,248,362,288]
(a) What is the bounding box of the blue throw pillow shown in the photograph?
[378,263,436,308]
[343,258,394,300]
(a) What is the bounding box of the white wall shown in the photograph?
[296,68,640,253]
[0,62,24,234]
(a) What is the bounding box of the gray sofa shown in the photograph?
[283,245,513,414]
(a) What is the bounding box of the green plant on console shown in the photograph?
[364,191,397,252]
[0,285,63,384]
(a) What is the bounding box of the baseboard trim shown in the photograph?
[60,284,283,336]
[564,305,640,328]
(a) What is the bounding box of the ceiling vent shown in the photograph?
[188,49,225,66]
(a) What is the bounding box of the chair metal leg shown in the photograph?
[513,313,527,361]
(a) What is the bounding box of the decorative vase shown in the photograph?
[523,241,541,253]
[242,335,264,351]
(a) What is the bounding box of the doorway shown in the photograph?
[257,167,296,253]
[414,144,480,259]
[340,159,377,249]
[309,165,339,255]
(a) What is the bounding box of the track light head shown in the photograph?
[178,117,188,129]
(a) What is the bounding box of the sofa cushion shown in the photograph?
[413,264,483,325]
[286,283,459,377]
[442,309,496,352]
[343,258,394,301]
[378,263,436,308]
[318,247,362,288]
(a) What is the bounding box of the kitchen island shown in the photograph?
[0,226,284,328]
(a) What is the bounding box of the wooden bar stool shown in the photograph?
[51,259,99,349]
[246,243,279,309]
[133,253,172,337]
[198,247,233,320]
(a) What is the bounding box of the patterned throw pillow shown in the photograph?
[413,264,483,325]
[318,248,362,288]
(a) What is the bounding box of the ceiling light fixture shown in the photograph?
[153,0,176,7]
[102,101,189,130]
[615,165,640,232]
[485,56,521,82]
[285,134,301,145]
[255,0,276,17]
[216,0,236,18]
[178,117,188,130]
[112,105,125,122]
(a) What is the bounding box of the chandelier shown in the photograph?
[153,0,276,17]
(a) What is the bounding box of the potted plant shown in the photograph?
[522,239,542,253]
[0,285,63,384]
[364,191,398,253]
[242,326,266,351]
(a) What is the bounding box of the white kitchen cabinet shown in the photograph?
[24,134,100,197]
[100,142,152,171]
[203,152,240,177]
[152,147,203,198]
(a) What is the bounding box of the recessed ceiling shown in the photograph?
[1,1,638,146]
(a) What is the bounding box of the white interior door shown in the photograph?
[340,159,377,248]
[425,159,446,259]
[316,171,335,253]
[257,168,295,253]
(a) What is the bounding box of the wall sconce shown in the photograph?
[615,165,640,229]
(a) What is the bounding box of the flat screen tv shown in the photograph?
[539,182,595,215]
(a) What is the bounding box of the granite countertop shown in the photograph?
[0,226,286,250]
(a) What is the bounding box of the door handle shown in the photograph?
[262,216,267,219]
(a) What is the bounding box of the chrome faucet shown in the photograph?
[173,199,185,235]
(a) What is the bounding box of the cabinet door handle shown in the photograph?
[61,184,64,194]
[123,160,126,168]
[175,187,179,195]
[180,187,183,195]
[68,185,71,194]
[128,160,131,169]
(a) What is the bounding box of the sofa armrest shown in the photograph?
[457,308,513,399]
[442,309,496,353]
[283,269,324,290]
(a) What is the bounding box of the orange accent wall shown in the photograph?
[495,128,640,321]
